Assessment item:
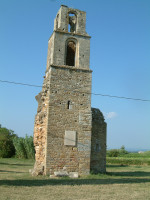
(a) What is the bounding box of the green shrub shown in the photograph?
[119,145,128,155]
[13,137,27,158]
[0,126,16,158]
[13,135,35,159]
[107,146,129,157]
[24,135,35,159]
[107,149,120,157]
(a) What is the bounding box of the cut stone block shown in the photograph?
[54,171,69,177]
[69,172,79,178]
[64,131,76,146]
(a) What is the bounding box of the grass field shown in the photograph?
[107,151,150,166]
[0,158,150,200]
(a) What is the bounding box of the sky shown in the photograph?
[0,0,150,150]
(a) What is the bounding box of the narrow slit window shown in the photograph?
[95,143,101,152]
[67,100,72,109]
[96,144,99,152]
[67,101,70,109]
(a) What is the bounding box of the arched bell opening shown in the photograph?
[66,41,76,66]
[68,12,77,33]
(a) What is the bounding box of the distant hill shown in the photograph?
[107,147,150,153]
[126,148,150,153]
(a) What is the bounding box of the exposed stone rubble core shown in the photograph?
[32,76,51,176]
[32,5,107,176]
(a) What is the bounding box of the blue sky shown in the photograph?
[0,0,150,150]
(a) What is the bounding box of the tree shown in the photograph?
[107,149,119,157]
[13,135,35,159]
[119,145,128,155]
[0,125,17,158]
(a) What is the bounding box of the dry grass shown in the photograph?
[0,158,150,200]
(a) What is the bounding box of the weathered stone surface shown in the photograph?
[33,5,107,177]
[91,108,107,173]
[69,172,79,178]
[32,161,44,176]
[54,171,69,177]
[64,131,76,146]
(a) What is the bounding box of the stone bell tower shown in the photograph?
[33,5,106,176]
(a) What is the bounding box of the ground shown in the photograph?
[0,158,150,200]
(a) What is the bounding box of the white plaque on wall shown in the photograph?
[64,131,76,146]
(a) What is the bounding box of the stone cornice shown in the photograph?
[48,30,91,40]
[49,64,92,73]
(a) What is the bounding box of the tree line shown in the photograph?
[0,124,35,159]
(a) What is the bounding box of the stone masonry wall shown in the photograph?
[54,5,87,35]
[32,73,51,175]
[90,108,107,173]
[45,65,92,176]
[52,32,90,69]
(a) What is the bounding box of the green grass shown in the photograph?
[120,151,150,158]
[107,151,150,165]
[0,158,150,200]
[107,157,150,165]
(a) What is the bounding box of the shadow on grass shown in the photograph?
[0,178,150,186]
[0,170,26,173]
[0,163,33,167]
[107,171,150,177]
[106,164,128,168]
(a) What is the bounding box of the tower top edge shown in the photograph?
[60,5,86,13]
[61,5,68,8]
